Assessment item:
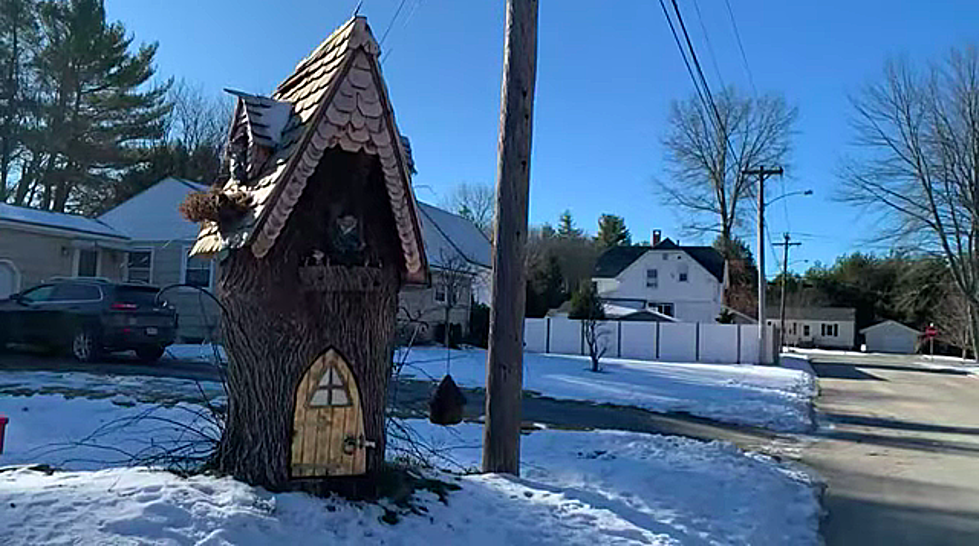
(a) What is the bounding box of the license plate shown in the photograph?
[146,327,158,335]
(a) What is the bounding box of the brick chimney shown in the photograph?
[651,229,662,246]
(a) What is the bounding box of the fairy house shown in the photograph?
[186,17,428,489]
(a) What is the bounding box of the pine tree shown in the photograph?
[0,0,37,202]
[557,209,583,239]
[30,0,170,212]
[595,213,631,248]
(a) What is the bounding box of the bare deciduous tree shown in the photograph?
[443,182,495,237]
[934,283,972,358]
[658,87,797,244]
[840,47,979,358]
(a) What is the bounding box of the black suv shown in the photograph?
[0,279,177,362]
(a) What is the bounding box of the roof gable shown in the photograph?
[190,16,426,283]
[593,240,725,282]
[417,202,491,270]
[859,319,922,335]
[99,177,206,240]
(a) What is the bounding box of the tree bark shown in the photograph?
[483,0,538,476]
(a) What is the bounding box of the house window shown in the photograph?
[803,324,810,336]
[792,322,797,335]
[646,268,658,288]
[127,251,152,283]
[678,263,688,282]
[184,254,213,288]
[434,285,447,304]
[820,323,839,337]
[649,302,674,317]
[76,249,99,277]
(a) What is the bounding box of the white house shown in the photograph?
[591,235,727,323]
[860,320,921,354]
[765,306,856,349]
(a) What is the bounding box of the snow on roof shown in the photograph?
[859,319,922,335]
[98,177,209,241]
[417,202,491,270]
[0,202,127,240]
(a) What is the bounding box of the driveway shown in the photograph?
[802,352,979,545]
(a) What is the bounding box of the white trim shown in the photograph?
[0,258,21,297]
[125,247,155,284]
[72,247,102,278]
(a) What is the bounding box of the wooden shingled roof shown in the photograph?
[191,16,427,284]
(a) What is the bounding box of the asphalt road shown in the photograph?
[802,353,979,545]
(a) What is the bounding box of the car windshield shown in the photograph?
[114,286,161,307]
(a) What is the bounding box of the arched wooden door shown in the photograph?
[291,349,368,477]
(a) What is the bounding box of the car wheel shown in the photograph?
[71,328,101,363]
[135,346,166,363]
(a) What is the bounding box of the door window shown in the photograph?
[76,250,98,277]
[309,365,351,407]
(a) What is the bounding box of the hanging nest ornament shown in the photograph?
[428,374,467,425]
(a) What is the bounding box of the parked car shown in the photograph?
[0,278,177,362]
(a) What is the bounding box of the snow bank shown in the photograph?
[398,347,815,431]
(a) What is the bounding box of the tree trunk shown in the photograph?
[969,301,979,362]
[215,248,398,490]
[213,150,403,493]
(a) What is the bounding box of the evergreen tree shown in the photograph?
[595,213,631,248]
[557,209,583,239]
[29,0,170,212]
[0,0,37,202]
[568,281,604,320]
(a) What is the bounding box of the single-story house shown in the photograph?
[860,320,921,354]
[765,306,856,349]
[0,202,129,298]
[546,300,677,322]
[96,177,489,343]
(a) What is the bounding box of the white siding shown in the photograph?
[596,250,722,323]
[771,318,855,349]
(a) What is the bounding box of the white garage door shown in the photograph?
[0,261,17,298]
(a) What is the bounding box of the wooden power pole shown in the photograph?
[743,165,782,363]
[773,233,801,350]
[483,0,538,475]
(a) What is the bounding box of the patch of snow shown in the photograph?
[397,347,816,431]
[0,369,224,406]
[0,390,820,545]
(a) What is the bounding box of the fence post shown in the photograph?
[656,322,661,360]
[580,320,584,355]
[695,322,700,362]
[617,321,622,358]
[545,317,551,354]
[736,323,741,364]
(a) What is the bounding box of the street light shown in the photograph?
[765,189,813,209]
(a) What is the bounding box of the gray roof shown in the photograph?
[0,202,128,240]
[593,238,725,282]
[765,306,856,321]
[99,177,208,241]
[417,202,491,270]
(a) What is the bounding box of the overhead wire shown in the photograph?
[379,0,410,47]
[723,0,758,96]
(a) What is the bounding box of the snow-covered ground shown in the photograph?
[398,347,816,432]
[0,368,225,406]
[0,390,821,545]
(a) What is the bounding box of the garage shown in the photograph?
[0,259,19,299]
[861,320,921,354]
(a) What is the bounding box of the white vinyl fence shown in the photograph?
[524,317,777,365]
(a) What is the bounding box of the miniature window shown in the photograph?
[309,365,351,407]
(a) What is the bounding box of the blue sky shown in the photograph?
[105,0,979,277]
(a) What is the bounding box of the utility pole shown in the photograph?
[483,0,538,475]
[773,233,801,351]
[743,165,783,363]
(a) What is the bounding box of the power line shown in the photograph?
[379,0,410,46]
[656,0,711,128]
[722,0,757,96]
[669,0,724,136]
[691,0,725,92]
